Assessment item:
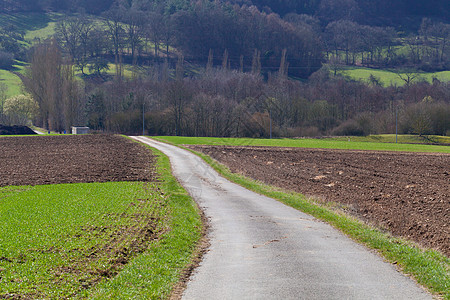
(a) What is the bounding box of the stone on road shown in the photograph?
[131,136,431,300]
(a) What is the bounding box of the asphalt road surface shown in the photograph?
[131,136,431,300]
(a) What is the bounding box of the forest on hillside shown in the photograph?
[1,0,449,27]
[1,0,449,74]
[0,0,449,137]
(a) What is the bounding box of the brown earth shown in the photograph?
[188,145,450,256]
[0,134,157,187]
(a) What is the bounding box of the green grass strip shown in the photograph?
[154,136,450,154]
[177,144,449,299]
[324,134,450,145]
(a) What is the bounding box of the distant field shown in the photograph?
[79,63,136,78]
[336,66,450,86]
[325,134,450,145]
[154,135,450,153]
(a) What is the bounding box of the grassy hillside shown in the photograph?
[0,13,57,33]
[0,68,23,98]
[336,67,450,86]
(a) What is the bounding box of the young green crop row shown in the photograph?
[154,135,450,153]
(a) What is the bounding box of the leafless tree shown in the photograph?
[20,40,80,132]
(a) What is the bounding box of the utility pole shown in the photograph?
[395,106,398,143]
[142,102,145,136]
[269,109,272,139]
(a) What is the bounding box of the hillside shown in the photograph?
[1,0,448,29]
[0,2,449,138]
[1,1,449,76]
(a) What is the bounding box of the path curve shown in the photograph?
[131,136,431,300]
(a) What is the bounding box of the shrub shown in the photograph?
[400,100,449,136]
[331,119,365,136]
[3,94,39,125]
[0,50,14,69]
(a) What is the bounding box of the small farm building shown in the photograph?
[71,126,90,134]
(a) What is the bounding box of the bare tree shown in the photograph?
[20,40,80,132]
[0,82,7,116]
[145,12,164,58]
[278,48,288,78]
[124,8,145,66]
[396,70,419,87]
[102,4,127,78]
[55,15,94,74]
[251,49,261,74]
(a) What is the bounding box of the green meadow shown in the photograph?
[154,135,450,154]
[0,69,23,98]
[336,66,450,86]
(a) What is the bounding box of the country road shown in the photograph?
[131,136,431,300]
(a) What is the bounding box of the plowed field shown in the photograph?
[0,135,156,186]
[189,145,450,256]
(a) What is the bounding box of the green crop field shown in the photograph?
[0,147,202,298]
[325,134,450,145]
[153,135,450,154]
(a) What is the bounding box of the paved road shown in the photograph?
[131,136,431,300]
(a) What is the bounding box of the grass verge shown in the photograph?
[0,147,202,299]
[162,140,449,299]
[153,136,450,154]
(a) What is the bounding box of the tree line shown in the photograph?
[1,1,449,75]
[6,38,447,137]
[2,0,448,29]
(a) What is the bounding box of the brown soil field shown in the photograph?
[0,135,161,297]
[189,145,450,256]
[0,135,156,187]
